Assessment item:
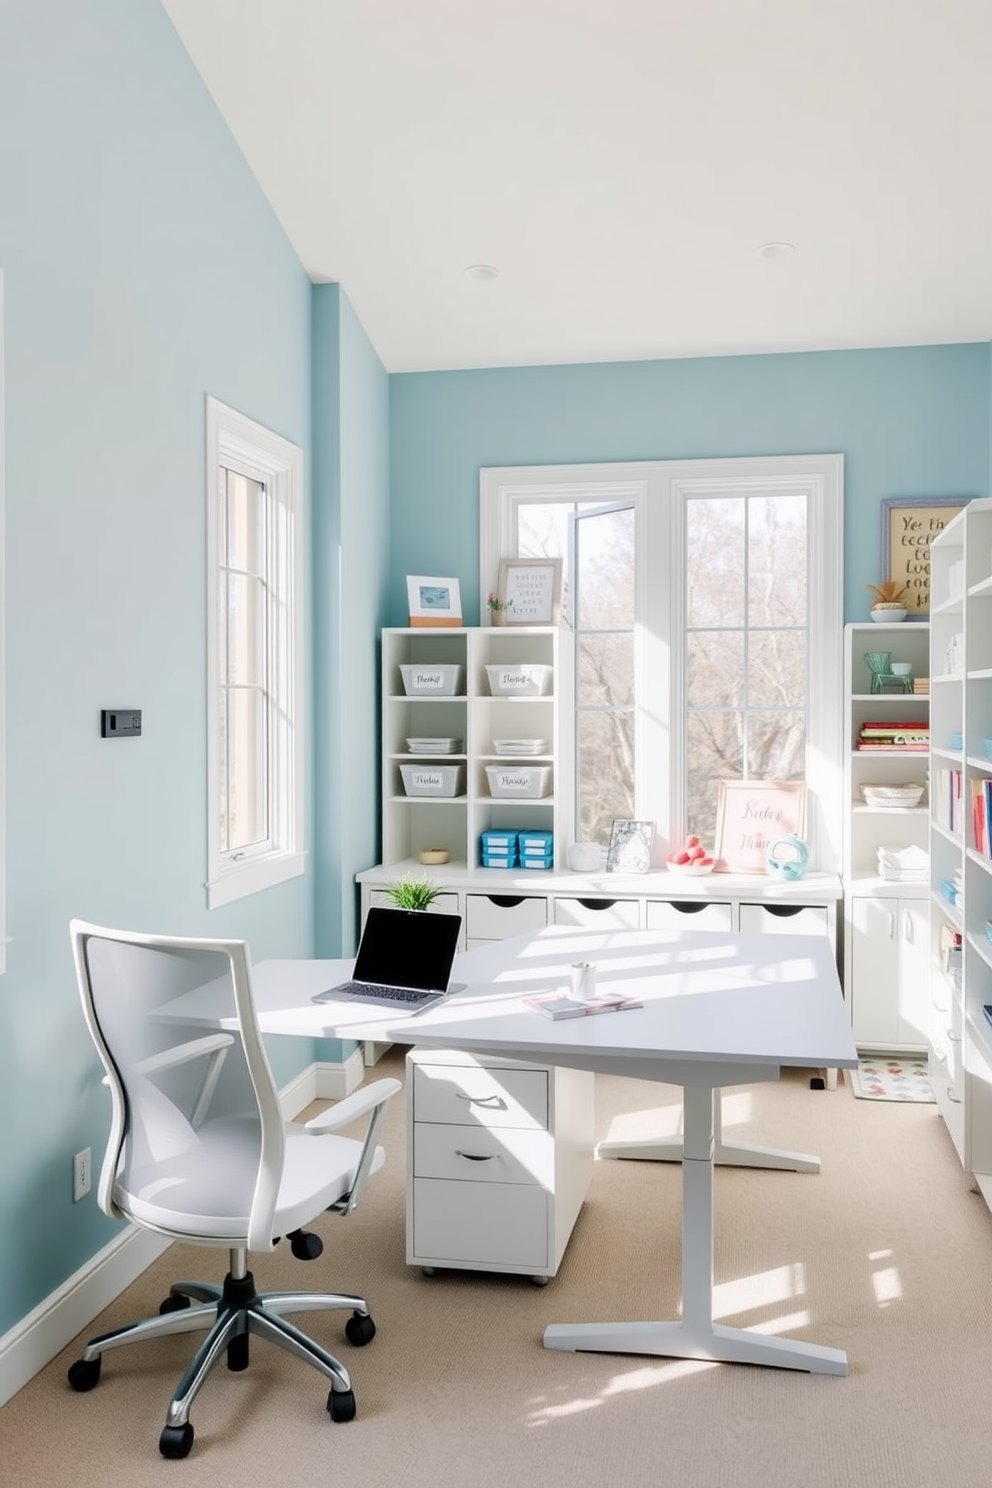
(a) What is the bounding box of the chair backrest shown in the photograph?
[69,920,286,1253]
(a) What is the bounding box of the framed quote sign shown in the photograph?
[880,498,970,618]
[714,780,807,875]
[497,558,562,625]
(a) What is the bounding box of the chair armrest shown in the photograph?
[134,1033,234,1077]
[305,1077,401,1217]
[303,1077,401,1135]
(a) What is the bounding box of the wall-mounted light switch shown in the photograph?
[101,710,142,738]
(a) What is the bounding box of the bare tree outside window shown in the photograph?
[685,493,808,844]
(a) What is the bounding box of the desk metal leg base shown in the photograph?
[542,1320,847,1375]
[597,1089,820,1173]
[569,1086,847,1377]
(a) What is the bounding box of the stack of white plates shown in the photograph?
[406,738,462,754]
[493,739,549,756]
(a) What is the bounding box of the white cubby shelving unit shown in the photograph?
[842,620,930,1052]
[927,496,992,1211]
[379,625,573,873]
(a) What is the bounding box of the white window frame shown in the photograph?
[205,397,306,908]
[480,454,843,873]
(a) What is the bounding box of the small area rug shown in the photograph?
[849,1056,934,1102]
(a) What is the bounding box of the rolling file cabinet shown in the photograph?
[406,1048,595,1283]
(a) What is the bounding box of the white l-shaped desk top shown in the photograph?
[163,925,857,1376]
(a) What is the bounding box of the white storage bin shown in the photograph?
[485,764,553,799]
[399,763,466,798]
[399,663,465,696]
[485,663,553,697]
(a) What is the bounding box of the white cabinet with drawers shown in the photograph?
[406,1048,595,1282]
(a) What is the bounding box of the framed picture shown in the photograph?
[713,781,807,875]
[497,558,563,625]
[880,498,970,619]
[406,575,462,628]
[606,819,655,874]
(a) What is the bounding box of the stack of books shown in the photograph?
[972,777,992,859]
[912,677,930,694]
[856,720,929,751]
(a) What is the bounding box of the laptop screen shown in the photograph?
[352,907,462,992]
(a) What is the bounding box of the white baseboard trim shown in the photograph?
[0,1053,366,1409]
[0,1226,170,1409]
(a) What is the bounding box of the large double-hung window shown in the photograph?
[205,398,306,908]
[481,455,843,871]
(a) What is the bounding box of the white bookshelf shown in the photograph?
[927,497,992,1207]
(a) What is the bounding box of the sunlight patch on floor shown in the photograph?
[713,1262,807,1319]
[526,1357,717,1424]
[869,1247,902,1306]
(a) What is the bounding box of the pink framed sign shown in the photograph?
[713,780,807,875]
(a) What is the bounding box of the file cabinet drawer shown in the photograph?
[465,893,548,940]
[412,1060,548,1129]
[411,1179,549,1270]
[413,1124,552,1186]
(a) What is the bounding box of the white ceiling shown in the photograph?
[161,0,992,374]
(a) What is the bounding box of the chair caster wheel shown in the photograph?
[289,1228,323,1261]
[345,1311,376,1346]
[531,1275,550,1287]
[809,1077,826,1091]
[328,1388,356,1422]
[159,1293,191,1314]
[159,1423,194,1459]
[67,1357,101,1392]
[422,1266,438,1277]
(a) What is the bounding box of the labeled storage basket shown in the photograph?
[399,763,466,798]
[485,663,553,697]
[485,764,553,799]
[399,663,465,696]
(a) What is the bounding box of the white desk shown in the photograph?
[164,925,857,1376]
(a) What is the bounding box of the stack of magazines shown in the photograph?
[876,844,929,882]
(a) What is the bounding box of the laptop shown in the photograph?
[312,906,464,1012]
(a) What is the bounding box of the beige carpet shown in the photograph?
[4,1049,992,1487]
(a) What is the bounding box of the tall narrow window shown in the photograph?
[205,399,305,908]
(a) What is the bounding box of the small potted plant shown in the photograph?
[486,592,513,627]
[381,874,446,911]
[866,579,909,623]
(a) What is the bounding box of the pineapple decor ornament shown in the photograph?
[866,579,909,623]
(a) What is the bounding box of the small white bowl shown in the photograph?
[666,860,715,876]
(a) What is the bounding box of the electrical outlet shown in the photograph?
[73,1148,91,1203]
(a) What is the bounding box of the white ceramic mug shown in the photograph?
[570,962,597,1000]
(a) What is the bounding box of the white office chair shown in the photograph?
[66,920,400,1459]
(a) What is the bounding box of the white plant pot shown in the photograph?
[870,605,907,623]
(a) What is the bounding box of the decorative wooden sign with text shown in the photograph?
[880,498,970,617]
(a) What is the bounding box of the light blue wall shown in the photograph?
[389,344,990,626]
[311,286,389,1065]
[0,0,316,1334]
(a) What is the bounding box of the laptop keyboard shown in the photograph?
[347,982,436,1004]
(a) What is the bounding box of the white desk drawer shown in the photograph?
[646,899,733,932]
[411,1178,549,1269]
[414,1124,551,1186]
[553,896,640,929]
[412,1061,548,1129]
[739,903,829,936]
[465,893,548,940]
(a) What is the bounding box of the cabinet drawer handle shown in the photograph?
[455,1150,499,1162]
[946,1086,962,1104]
[456,1093,507,1109]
